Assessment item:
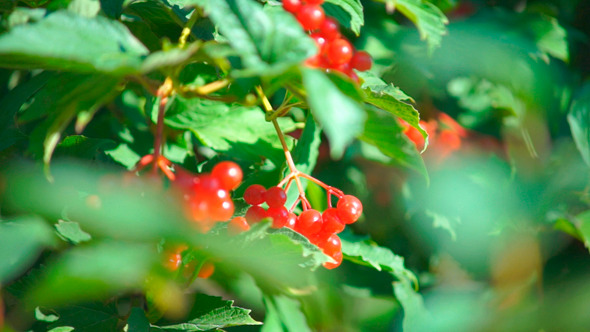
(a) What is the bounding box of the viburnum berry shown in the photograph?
[336,195,363,224]
[305,0,324,4]
[228,216,250,235]
[206,191,234,221]
[198,262,215,279]
[296,209,323,235]
[323,250,343,269]
[282,0,301,13]
[211,161,242,191]
[296,5,325,30]
[265,186,287,208]
[164,253,182,271]
[267,206,289,228]
[286,212,297,229]
[350,51,372,71]
[326,38,353,65]
[321,208,345,234]
[244,184,266,205]
[320,234,341,257]
[245,205,268,223]
[319,17,340,40]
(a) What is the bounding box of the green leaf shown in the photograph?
[47,327,75,332]
[323,0,364,35]
[360,107,427,179]
[47,302,120,332]
[124,0,185,42]
[0,10,148,74]
[35,307,60,323]
[261,295,311,332]
[529,14,568,62]
[577,210,590,251]
[568,83,590,168]
[0,216,56,284]
[55,220,92,244]
[162,96,296,166]
[392,278,429,331]
[126,307,151,332]
[268,227,331,269]
[156,294,260,331]
[67,0,101,17]
[54,136,117,161]
[188,0,316,77]
[303,69,366,159]
[27,242,157,306]
[391,0,448,53]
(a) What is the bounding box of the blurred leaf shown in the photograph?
[392,278,429,332]
[425,209,458,241]
[359,71,426,142]
[261,295,311,332]
[577,210,590,251]
[47,302,119,332]
[303,68,366,159]
[105,143,142,170]
[188,0,316,77]
[390,0,448,53]
[126,307,150,332]
[568,83,590,168]
[553,218,583,242]
[27,242,157,306]
[47,327,74,332]
[529,14,568,62]
[162,96,295,166]
[6,7,46,28]
[324,0,364,35]
[141,43,201,73]
[55,220,92,244]
[156,294,260,331]
[125,0,184,42]
[0,216,56,284]
[268,227,331,269]
[0,11,148,74]
[35,307,59,323]
[67,0,101,17]
[54,136,117,160]
[360,107,427,179]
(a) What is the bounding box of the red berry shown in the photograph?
[336,195,363,224]
[323,250,342,269]
[296,209,323,235]
[245,205,268,223]
[305,0,324,4]
[267,206,289,228]
[228,216,250,235]
[321,208,345,234]
[198,262,215,279]
[350,51,372,71]
[319,17,340,40]
[265,186,287,208]
[244,184,266,205]
[282,0,301,13]
[207,192,234,221]
[211,161,243,191]
[164,253,182,271]
[286,212,297,229]
[296,5,325,31]
[320,234,341,257]
[326,38,353,65]
[305,54,326,67]
[311,33,327,51]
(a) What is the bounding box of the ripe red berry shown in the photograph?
[206,192,234,221]
[320,234,341,257]
[296,5,325,31]
[245,205,268,223]
[311,33,327,52]
[286,212,297,229]
[265,186,287,208]
[282,0,301,13]
[164,253,182,271]
[198,262,215,279]
[336,195,363,224]
[296,209,323,235]
[326,38,353,65]
[244,184,266,205]
[323,250,342,269]
[228,216,250,235]
[305,0,324,4]
[350,51,372,71]
[211,161,243,191]
[319,17,340,40]
[267,206,289,228]
[321,208,345,234]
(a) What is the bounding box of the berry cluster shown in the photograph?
[242,184,362,269]
[282,0,373,81]
[163,244,215,279]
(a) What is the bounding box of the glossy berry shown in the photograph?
[164,253,182,271]
[245,205,268,223]
[326,38,353,65]
[350,51,372,71]
[296,209,323,235]
[305,0,324,4]
[198,262,215,279]
[321,208,345,234]
[323,250,342,269]
[282,0,301,13]
[321,234,342,257]
[206,189,234,221]
[244,184,266,205]
[265,186,287,208]
[336,195,362,224]
[311,33,327,51]
[228,216,250,235]
[319,18,340,40]
[211,161,243,191]
[286,212,297,229]
[296,5,325,31]
[268,206,289,228]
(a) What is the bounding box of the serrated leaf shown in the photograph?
[568,83,590,168]
[55,220,92,244]
[391,0,448,53]
[269,227,331,269]
[360,107,427,179]
[188,0,316,77]
[302,68,366,159]
[0,10,148,74]
[162,96,296,166]
[323,0,364,35]
[156,294,260,331]
[0,216,56,284]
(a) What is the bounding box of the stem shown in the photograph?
[180,79,230,96]
[179,9,200,47]
[272,119,307,199]
[153,78,174,173]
